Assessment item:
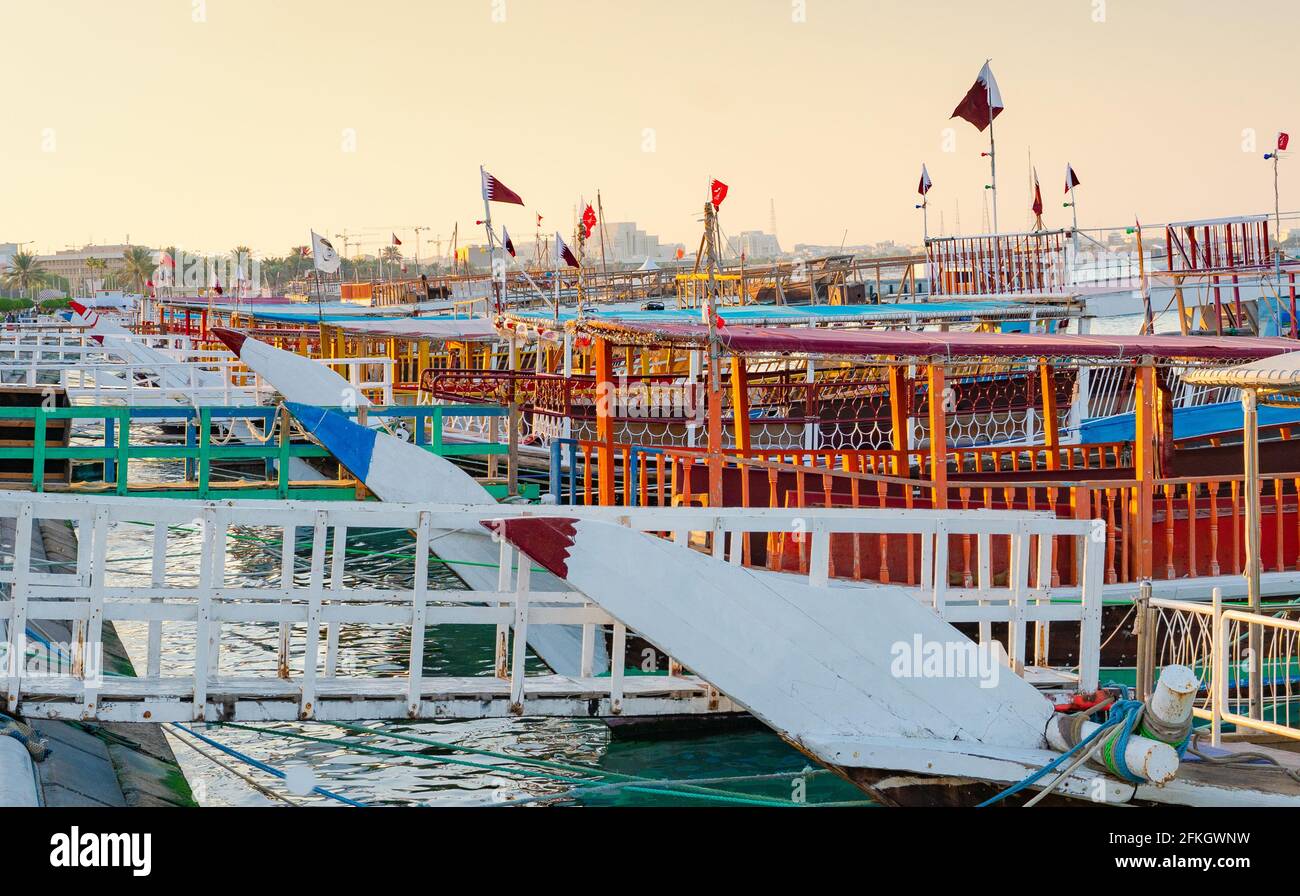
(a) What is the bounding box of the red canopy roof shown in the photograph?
[576,321,1299,362]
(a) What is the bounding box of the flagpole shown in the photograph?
[1274,149,1283,281]
[479,165,502,315]
[1069,182,1079,253]
[987,117,998,234]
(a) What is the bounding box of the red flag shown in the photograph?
[1031,169,1043,217]
[676,247,685,260]
[554,232,580,268]
[536,212,543,227]
[1279,132,1291,151]
[950,61,1004,132]
[502,226,516,258]
[1065,164,1081,194]
[581,204,597,239]
[391,233,402,246]
[710,178,729,209]
[481,169,525,206]
[213,275,223,297]
[918,164,933,196]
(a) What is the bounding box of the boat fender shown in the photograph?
[1045,705,1180,786]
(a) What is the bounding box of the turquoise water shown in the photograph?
[104,507,866,808]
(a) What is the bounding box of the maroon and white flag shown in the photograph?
[1279,132,1291,152]
[502,226,516,258]
[482,170,525,206]
[1031,168,1044,217]
[918,163,933,196]
[554,232,580,268]
[391,233,402,246]
[1065,163,1081,193]
[950,61,1004,132]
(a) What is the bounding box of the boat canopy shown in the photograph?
[333,317,498,340]
[1184,351,1300,388]
[571,320,1300,362]
[503,299,1076,328]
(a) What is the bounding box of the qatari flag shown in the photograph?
[1031,169,1043,217]
[482,169,525,206]
[918,163,933,196]
[554,232,580,268]
[1065,163,1081,194]
[502,226,516,258]
[950,61,1004,132]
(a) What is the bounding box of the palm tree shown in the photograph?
[84,257,108,297]
[118,246,155,295]
[2,251,50,299]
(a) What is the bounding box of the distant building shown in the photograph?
[727,231,782,259]
[36,244,136,296]
[455,245,493,270]
[0,243,19,271]
[600,222,685,264]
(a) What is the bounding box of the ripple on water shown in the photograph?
[104,513,864,806]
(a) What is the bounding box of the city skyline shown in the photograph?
[3,0,1298,257]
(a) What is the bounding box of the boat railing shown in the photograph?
[0,403,511,499]
[544,431,1300,590]
[0,357,278,407]
[0,493,1103,722]
[429,364,1079,453]
[1144,591,1300,745]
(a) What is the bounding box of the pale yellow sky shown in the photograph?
[3,0,1298,257]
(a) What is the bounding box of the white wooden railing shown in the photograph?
[0,494,1104,723]
[1149,591,1300,745]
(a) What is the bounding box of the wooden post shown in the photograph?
[1039,361,1060,470]
[927,359,947,509]
[1173,276,1189,335]
[707,353,724,507]
[507,336,520,497]
[1132,358,1157,580]
[888,365,909,476]
[593,336,616,506]
[729,356,751,456]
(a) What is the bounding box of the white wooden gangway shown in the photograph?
[0,340,395,408]
[0,493,1103,724]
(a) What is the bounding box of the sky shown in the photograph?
[3,0,1299,258]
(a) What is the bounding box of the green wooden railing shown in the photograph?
[0,403,520,500]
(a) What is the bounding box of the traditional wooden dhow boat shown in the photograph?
[488,514,1300,806]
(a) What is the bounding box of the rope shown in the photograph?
[216,721,825,807]
[975,711,1121,807]
[168,723,366,807]
[976,693,1143,807]
[165,724,301,806]
[1184,731,1300,785]
[325,721,834,805]
[0,712,50,762]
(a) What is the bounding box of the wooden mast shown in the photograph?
[703,200,725,507]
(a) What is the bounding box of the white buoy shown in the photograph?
[1045,716,1181,786]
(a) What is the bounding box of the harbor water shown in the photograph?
[101,458,866,807]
